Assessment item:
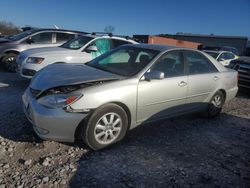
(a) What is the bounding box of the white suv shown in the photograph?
[18,34,137,78]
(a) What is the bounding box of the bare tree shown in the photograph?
[104,25,115,33]
[0,21,20,35]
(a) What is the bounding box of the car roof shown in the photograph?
[84,34,137,42]
[28,28,88,34]
[122,43,181,51]
[204,50,231,54]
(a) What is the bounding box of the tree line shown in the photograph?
[0,21,20,36]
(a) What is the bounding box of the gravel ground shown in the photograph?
[0,70,249,188]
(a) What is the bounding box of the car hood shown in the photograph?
[30,63,123,91]
[22,47,73,57]
[0,37,11,44]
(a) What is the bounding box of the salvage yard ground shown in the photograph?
[0,69,250,187]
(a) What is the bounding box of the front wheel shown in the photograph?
[2,53,18,72]
[205,91,225,118]
[82,104,128,150]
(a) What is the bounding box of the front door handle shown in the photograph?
[178,81,187,87]
[213,76,220,81]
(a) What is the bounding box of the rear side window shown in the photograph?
[185,51,218,75]
[112,39,131,48]
[56,33,75,43]
[31,32,53,44]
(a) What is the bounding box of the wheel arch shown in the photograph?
[218,89,226,101]
[74,101,132,141]
[3,50,20,55]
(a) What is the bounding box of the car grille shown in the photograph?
[22,69,37,76]
[30,88,41,98]
[237,64,250,88]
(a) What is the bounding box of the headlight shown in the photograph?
[38,94,82,109]
[26,57,44,64]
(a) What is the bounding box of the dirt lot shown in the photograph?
[0,70,250,188]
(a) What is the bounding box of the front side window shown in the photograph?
[31,32,53,44]
[56,33,75,43]
[87,46,159,76]
[150,51,184,78]
[185,51,218,75]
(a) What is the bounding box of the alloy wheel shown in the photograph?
[208,94,222,115]
[94,112,122,145]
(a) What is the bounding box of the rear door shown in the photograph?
[184,50,220,107]
[55,32,76,45]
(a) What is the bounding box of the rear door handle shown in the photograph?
[213,76,220,81]
[178,81,187,87]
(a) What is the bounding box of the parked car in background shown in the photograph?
[220,46,239,56]
[18,34,137,78]
[22,44,238,150]
[0,28,87,72]
[203,50,239,66]
[202,46,240,56]
[228,56,250,89]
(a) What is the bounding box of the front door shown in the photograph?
[137,50,188,123]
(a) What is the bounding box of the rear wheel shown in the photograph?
[2,53,18,72]
[205,91,225,118]
[82,104,128,150]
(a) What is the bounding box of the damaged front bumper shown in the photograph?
[22,88,87,142]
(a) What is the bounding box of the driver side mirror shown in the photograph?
[26,37,34,44]
[85,45,98,53]
[144,70,165,81]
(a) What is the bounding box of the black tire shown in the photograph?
[2,53,18,72]
[205,91,225,118]
[82,103,128,150]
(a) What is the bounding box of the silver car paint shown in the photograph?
[0,30,80,58]
[23,45,238,142]
[30,63,123,90]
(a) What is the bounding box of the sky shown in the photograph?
[0,0,250,38]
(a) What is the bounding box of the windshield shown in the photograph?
[86,46,160,76]
[7,30,33,41]
[61,36,93,50]
[205,51,219,59]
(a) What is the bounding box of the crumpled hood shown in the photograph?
[22,47,72,57]
[30,63,123,91]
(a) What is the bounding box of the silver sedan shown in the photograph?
[22,44,238,150]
